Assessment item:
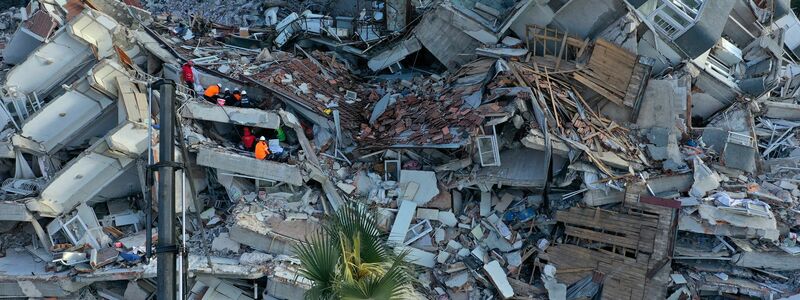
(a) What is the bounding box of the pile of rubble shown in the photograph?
[0,0,800,299]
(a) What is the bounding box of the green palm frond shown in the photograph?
[324,203,390,264]
[296,203,419,300]
[335,254,415,300]
[294,232,339,297]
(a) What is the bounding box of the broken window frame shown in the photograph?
[477,125,501,167]
[726,131,754,147]
[47,214,92,247]
[403,219,433,245]
[384,159,401,181]
[648,0,705,40]
[704,53,736,80]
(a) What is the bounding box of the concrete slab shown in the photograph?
[388,201,417,245]
[763,101,800,121]
[123,281,151,300]
[438,211,457,227]
[723,142,756,173]
[399,246,436,268]
[701,128,728,154]
[180,101,281,129]
[212,233,241,253]
[399,170,439,205]
[484,260,514,299]
[480,191,491,217]
[416,208,439,220]
[239,252,273,265]
[196,147,303,186]
[228,211,316,255]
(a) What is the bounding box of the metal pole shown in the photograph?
[180,171,186,299]
[144,83,153,263]
[153,79,177,300]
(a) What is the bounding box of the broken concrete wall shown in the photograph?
[12,60,127,155]
[546,0,627,39]
[180,101,281,129]
[4,10,119,99]
[196,147,303,186]
[21,75,151,217]
[412,4,486,70]
[228,206,318,255]
[24,121,149,217]
[2,26,44,65]
[636,30,684,73]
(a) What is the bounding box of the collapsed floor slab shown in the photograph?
[22,77,150,217]
[228,204,318,255]
[12,60,127,155]
[180,101,281,129]
[196,146,303,186]
[3,10,119,99]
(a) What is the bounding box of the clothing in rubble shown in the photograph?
[242,128,255,150]
[254,137,270,160]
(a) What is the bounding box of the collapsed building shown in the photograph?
[0,0,798,299]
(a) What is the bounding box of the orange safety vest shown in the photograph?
[254,141,270,160]
[204,85,220,97]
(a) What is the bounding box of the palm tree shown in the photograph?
[294,203,418,300]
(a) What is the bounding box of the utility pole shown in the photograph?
[152,79,177,300]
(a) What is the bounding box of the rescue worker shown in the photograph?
[241,128,255,150]
[239,90,251,108]
[232,89,242,103]
[181,61,196,96]
[218,88,232,106]
[276,127,286,142]
[203,83,221,103]
[254,136,270,160]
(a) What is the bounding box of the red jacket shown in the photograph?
[181,63,194,83]
[242,128,255,149]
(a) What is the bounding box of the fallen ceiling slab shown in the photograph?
[180,101,281,129]
[195,146,303,186]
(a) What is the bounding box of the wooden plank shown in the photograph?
[556,209,654,234]
[581,69,629,95]
[573,73,625,106]
[595,39,636,61]
[588,46,635,68]
[589,52,635,70]
[564,225,640,249]
[555,30,568,70]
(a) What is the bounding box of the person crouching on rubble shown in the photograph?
[203,83,221,103]
[232,89,242,103]
[219,88,233,106]
[254,136,270,160]
[181,61,196,96]
[241,128,255,151]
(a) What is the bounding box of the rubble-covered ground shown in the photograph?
[0,0,800,299]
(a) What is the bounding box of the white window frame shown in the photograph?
[477,125,501,167]
[648,0,705,40]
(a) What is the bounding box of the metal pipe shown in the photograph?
[173,113,213,267]
[144,83,153,263]
[180,171,186,299]
[153,79,177,300]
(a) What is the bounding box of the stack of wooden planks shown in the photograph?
[574,39,651,108]
[541,197,678,299]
